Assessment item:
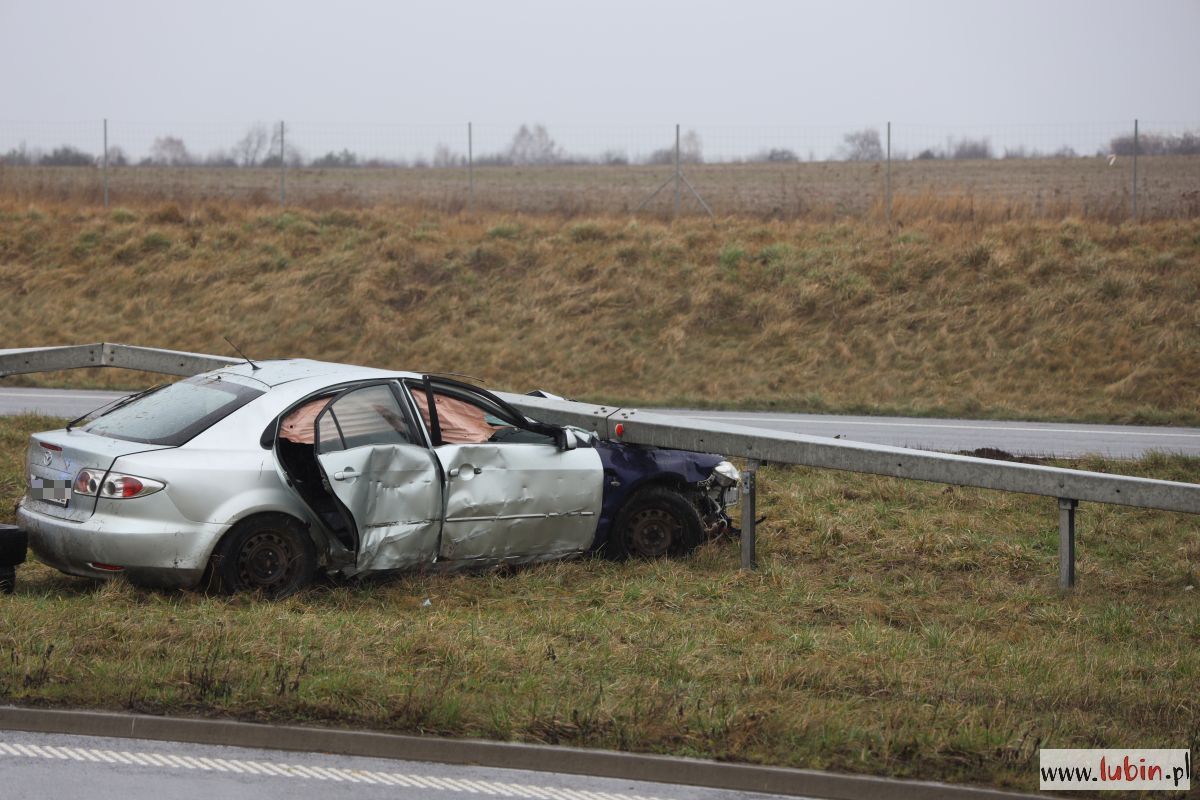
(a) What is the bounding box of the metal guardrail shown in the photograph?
[4,343,1199,589]
[498,394,1200,514]
[0,343,238,378]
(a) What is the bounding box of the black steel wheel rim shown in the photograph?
[625,507,681,557]
[236,530,295,592]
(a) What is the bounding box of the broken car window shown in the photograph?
[314,385,418,454]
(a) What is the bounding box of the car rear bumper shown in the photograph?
[17,501,222,588]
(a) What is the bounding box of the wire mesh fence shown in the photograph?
[1,119,1197,220]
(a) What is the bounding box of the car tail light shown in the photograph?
[74,469,164,499]
[73,469,102,496]
[87,562,125,572]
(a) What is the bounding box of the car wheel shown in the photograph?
[211,515,315,598]
[610,486,704,559]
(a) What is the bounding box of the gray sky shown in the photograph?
[2,0,1197,160]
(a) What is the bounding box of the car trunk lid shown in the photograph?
[25,429,172,521]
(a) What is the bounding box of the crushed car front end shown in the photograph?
[592,440,740,550]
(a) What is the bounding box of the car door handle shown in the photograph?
[333,467,357,481]
[448,467,483,478]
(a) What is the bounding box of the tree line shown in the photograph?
[4,124,1197,168]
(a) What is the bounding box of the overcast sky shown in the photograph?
[1,0,1197,159]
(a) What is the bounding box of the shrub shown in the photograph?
[486,223,522,240]
[719,244,746,271]
[311,150,359,168]
[951,138,993,160]
[568,221,606,243]
[141,232,172,252]
[40,146,94,167]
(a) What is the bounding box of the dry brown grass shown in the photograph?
[2,156,1199,221]
[1,202,1198,425]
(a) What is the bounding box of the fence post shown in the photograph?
[279,120,286,207]
[467,121,474,213]
[885,120,892,224]
[102,118,109,208]
[1131,119,1138,220]
[1058,498,1078,589]
[673,123,681,220]
[740,459,759,570]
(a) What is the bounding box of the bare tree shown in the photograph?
[432,143,464,168]
[1109,130,1200,157]
[507,124,562,165]
[262,125,304,167]
[233,123,269,167]
[149,136,192,166]
[841,128,883,161]
[646,129,704,165]
[2,142,33,165]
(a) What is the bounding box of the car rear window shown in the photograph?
[84,375,264,446]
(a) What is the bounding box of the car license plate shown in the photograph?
[30,475,71,507]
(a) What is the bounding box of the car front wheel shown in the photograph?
[610,486,704,559]
[210,515,316,598]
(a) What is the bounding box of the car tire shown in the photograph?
[0,565,14,595]
[210,515,316,598]
[610,486,704,560]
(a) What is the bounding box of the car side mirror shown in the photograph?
[557,427,578,451]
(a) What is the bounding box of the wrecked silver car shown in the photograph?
[18,359,740,596]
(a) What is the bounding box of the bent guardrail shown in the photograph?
[497,394,1200,514]
[0,343,238,378]
[4,343,1199,589]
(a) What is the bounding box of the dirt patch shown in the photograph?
[957,447,1043,464]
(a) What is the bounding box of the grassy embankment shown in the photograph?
[1,414,1198,794]
[1,202,1198,425]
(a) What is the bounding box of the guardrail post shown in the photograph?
[741,459,759,570]
[1058,498,1078,590]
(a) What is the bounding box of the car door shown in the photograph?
[405,379,603,563]
[313,383,443,573]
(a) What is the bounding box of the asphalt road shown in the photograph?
[0,387,130,419]
[659,408,1200,460]
[2,386,1198,459]
[0,730,796,800]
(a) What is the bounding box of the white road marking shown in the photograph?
[0,741,675,800]
[680,414,1200,439]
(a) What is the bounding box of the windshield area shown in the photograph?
[84,374,264,446]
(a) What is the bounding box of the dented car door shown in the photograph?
[405,379,603,563]
[435,442,602,561]
[313,383,443,572]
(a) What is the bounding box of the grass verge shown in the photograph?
[2,203,1199,425]
[1,415,1197,793]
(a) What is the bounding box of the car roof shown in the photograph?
[212,358,419,388]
